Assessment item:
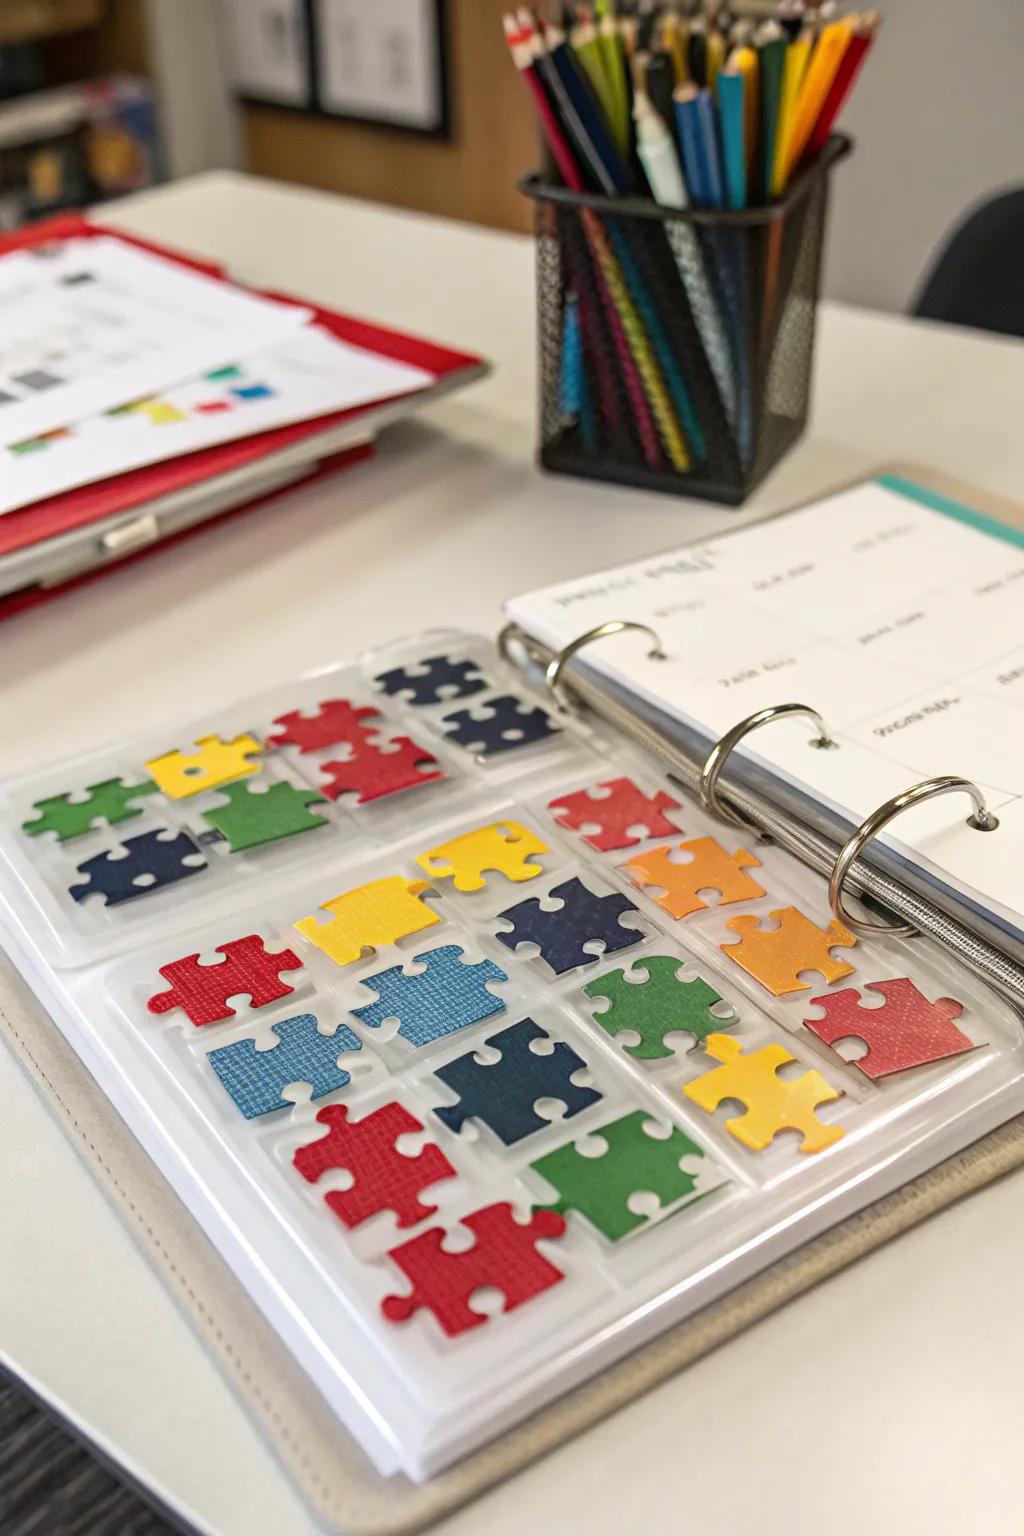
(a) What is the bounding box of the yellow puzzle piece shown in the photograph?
[684,1033,844,1154]
[146,734,263,799]
[294,876,440,967]
[416,820,549,893]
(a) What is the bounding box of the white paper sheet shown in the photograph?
[0,236,309,448]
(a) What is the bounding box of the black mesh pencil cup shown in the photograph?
[521,135,851,505]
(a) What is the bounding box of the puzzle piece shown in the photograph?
[722,907,858,996]
[147,935,304,1027]
[201,780,329,852]
[416,821,549,893]
[293,1102,456,1228]
[628,836,765,919]
[22,777,158,841]
[583,956,729,1060]
[69,829,206,905]
[496,876,643,975]
[683,1033,844,1153]
[375,655,490,706]
[207,1013,362,1118]
[531,1109,719,1241]
[433,1018,601,1144]
[381,1202,566,1335]
[804,978,974,1080]
[548,777,681,852]
[352,945,507,1047]
[267,699,380,753]
[318,736,444,804]
[295,877,440,967]
[146,734,263,798]
[442,694,560,757]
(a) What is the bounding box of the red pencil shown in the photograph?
[804,11,879,161]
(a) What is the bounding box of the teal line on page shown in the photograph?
[877,473,1024,551]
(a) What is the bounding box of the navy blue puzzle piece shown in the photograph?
[375,655,490,707]
[441,694,560,757]
[69,829,206,906]
[496,876,643,975]
[433,1017,601,1145]
[352,944,507,1047]
[207,1013,362,1119]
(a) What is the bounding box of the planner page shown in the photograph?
[506,478,1024,935]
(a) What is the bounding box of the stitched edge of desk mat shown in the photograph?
[4,944,1024,1536]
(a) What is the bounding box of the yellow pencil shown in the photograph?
[706,29,726,94]
[784,17,854,178]
[661,12,690,86]
[731,45,759,172]
[771,27,813,196]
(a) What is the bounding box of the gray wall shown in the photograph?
[824,0,1024,312]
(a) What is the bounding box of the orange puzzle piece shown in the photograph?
[683,1033,845,1154]
[721,906,857,996]
[627,836,764,919]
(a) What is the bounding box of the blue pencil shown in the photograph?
[674,87,709,206]
[695,88,726,210]
[539,16,633,195]
[717,67,748,211]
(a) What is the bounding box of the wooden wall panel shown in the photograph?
[242,0,537,234]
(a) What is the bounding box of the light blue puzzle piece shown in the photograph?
[207,1013,362,1119]
[352,944,507,1048]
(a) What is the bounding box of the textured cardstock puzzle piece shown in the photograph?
[293,1101,456,1229]
[69,829,206,906]
[22,777,158,841]
[684,1033,845,1154]
[375,655,490,706]
[531,1109,722,1242]
[267,699,380,754]
[352,945,507,1048]
[206,1013,363,1119]
[381,1202,567,1336]
[496,876,644,975]
[583,956,729,1060]
[442,695,560,757]
[201,780,329,852]
[722,907,858,996]
[548,777,681,852]
[416,821,549,893]
[804,978,975,1080]
[146,734,263,799]
[318,736,444,804]
[147,935,303,1027]
[294,877,440,968]
[433,1017,601,1145]
[628,836,765,920]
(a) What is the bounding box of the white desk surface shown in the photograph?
[4,171,1024,1536]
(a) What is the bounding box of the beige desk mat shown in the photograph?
[3,464,1022,1535]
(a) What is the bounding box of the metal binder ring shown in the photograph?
[829,776,999,938]
[544,620,665,711]
[700,703,835,832]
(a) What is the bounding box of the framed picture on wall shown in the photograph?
[311,0,450,138]
[222,0,313,110]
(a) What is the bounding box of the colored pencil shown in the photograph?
[804,11,879,161]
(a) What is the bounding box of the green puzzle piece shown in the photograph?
[583,955,729,1060]
[202,780,329,852]
[531,1110,715,1242]
[22,778,158,841]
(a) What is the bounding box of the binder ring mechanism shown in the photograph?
[543,620,666,711]
[700,703,836,832]
[829,776,999,938]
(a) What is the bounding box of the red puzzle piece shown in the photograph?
[381,1202,567,1335]
[293,1102,455,1229]
[319,736,444,804]
[267,699,380,754]
[147,935,303,1026]
[804,978,975,1080]
[548,777,681,852]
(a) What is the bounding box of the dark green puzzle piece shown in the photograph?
[531,1109,713,1241]
[202,780,329,852]
[22,778,158,841]
[583,955,730,1060]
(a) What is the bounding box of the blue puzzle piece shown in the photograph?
[496,876,643,975]
[206,1013,362,1119]
[69,829,206,906]
[375,654,490,706]
[351,944,507,1048]
[441,695,560,757]
[433,1017,602,1145]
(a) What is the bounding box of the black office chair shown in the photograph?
[912,189,1024,339]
